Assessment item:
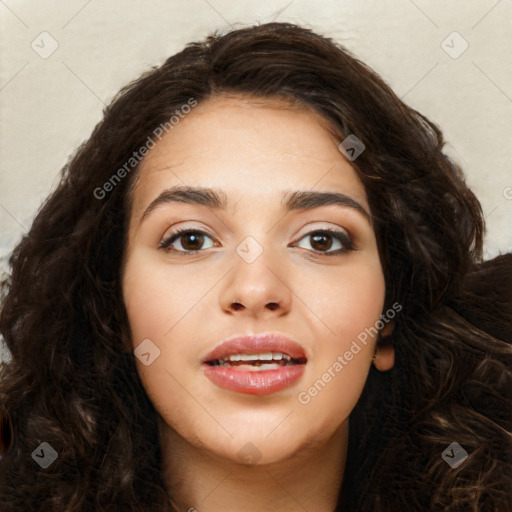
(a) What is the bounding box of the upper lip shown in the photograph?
[202,332,308,363]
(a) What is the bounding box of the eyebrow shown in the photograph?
[139,185,370,223]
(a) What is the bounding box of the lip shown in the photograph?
[201,332,307,396]
[202,332,307,363]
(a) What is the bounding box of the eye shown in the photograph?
[293,228,355,256]
[159,228,216,255]
[159,227,355,256]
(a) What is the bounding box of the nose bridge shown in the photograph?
[220,232,291,315]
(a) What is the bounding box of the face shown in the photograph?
[121,95,387,465]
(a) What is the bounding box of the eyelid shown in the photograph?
[160,222,215,241]
[294,221,351,238]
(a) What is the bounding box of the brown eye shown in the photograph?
[310,232,333,251]
[179,232,204,251]
[294,229,355,255]
[159,229,215,254]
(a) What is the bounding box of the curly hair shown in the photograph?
[1,22,511,512]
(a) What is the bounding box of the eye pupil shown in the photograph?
[311,233,332,251]
[182,233,204,250]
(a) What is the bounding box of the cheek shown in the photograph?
[294,260,385,423]
[337,265,386,344]
[302,255,386,349]
[122,249,189,341]
[122,258,199,434]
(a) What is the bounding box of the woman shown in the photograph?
[0,22,510,512]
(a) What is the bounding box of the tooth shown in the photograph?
[239,354,257,361]
[251,363,280,371]
[217,352,294,363]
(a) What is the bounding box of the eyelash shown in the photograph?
[158,227,355,257]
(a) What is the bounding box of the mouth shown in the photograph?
[201,333,308,396]
[205,352,307,370]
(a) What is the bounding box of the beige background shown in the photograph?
[1,0,511,361]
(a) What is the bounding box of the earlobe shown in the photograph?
[372,344,395,371]
[372,319,395,371]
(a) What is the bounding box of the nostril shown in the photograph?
[230,302,279,311]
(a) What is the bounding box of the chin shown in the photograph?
[200,421,332,468]
[216,435,304,466]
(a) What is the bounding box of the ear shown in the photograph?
[372,319,395,372]
[380,318,395,338]
[372,344,394,371]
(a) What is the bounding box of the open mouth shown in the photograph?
[205,352,308,371]
[201,333,308,395]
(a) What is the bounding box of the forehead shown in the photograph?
[129,94,369,217]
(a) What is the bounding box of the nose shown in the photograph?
[219,248,292,318]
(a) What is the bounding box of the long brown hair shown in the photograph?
[1,22,511,511]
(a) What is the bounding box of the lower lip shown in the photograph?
[201,364,306,395]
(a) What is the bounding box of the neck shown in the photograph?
[159,419,348,512]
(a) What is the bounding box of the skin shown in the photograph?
[121,94,394,512]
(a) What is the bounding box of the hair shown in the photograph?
[1,21,511,512]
